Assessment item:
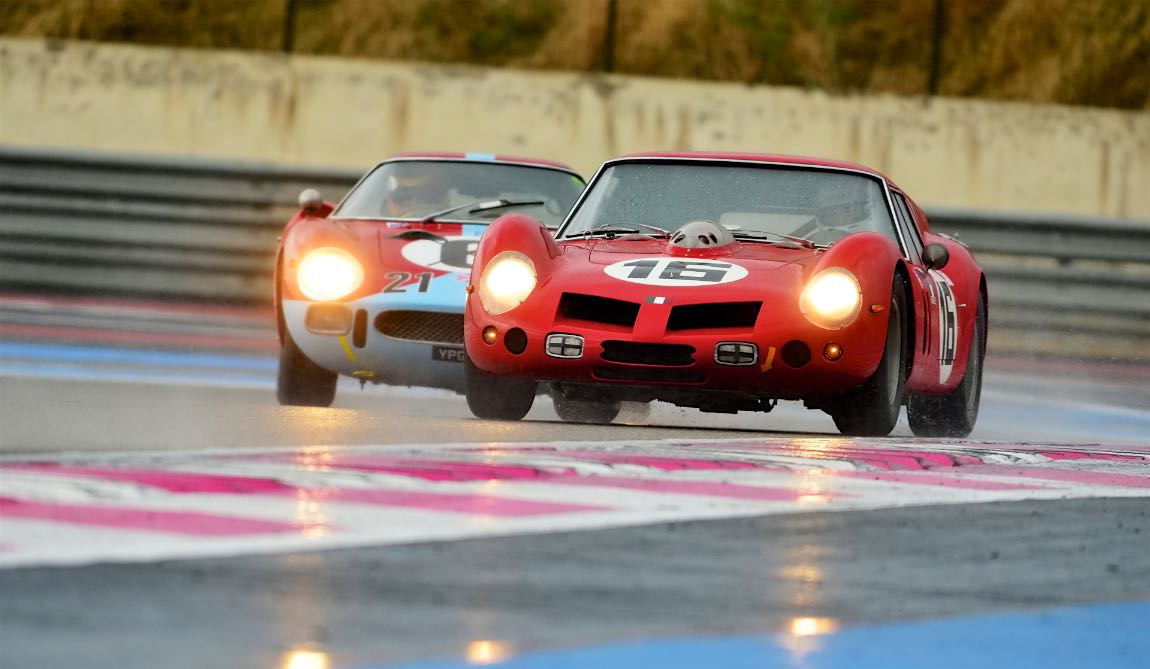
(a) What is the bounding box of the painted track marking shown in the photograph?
[1,438,1147,568]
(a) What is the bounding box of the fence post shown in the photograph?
[928,0,945,96]
[282,0,298,54]
[602,0,618,72]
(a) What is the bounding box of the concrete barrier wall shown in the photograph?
[1,38,1147,219]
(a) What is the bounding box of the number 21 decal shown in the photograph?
[604,258,748,286]
[383,272,434,294]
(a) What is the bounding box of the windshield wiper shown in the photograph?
[728,230,822,250]
[419,199,544,225]
[571,223,671,239]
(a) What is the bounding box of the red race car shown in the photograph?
[463,152,987,437]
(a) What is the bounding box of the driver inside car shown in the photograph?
[382,166,450,218]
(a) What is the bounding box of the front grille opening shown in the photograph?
[374,310,464,345]
[558,293,640,328]
[600,341,695,366]
[594,366,706,384]
[667,302,762,331]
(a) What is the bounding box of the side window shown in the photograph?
[892,192,924,264]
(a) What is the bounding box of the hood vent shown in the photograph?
[669,220,736,250]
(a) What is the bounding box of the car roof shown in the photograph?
[616,151,896,184]
[385,152,579,174]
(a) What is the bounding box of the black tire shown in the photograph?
[276,332,337,407]
[464,357,536,420]
[827,274,910,437]
[552,393,621,424]
[907,293,986,438]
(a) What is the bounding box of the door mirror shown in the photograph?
[298,188,324,215]
[923,242,950,270]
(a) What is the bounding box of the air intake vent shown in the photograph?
[558,293,641,327]
[375,310,463,344]
[667,302,762,331]
[600,341,695,366]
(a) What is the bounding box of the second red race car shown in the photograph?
[276,152,584,407]
[462,152,987,437]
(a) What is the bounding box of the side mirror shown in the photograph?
[298,188,324,215]
[923,242,950,270]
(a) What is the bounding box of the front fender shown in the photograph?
[466,214,561,362]
[279,217,383,302]
[809,232,905,312]
[470,213,561,280]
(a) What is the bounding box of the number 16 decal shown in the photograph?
[604,258,748,286]
[929,269,959,384]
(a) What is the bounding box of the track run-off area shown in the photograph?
[1,294,1148,669]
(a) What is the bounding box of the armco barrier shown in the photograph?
[0,146,359,303]
[1,147,1147,360]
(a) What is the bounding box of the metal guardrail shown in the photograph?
[0,146,359,303]
[1,147,1147,359]
[926,208,1150,359]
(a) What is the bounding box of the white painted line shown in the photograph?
[1,437,1147,568]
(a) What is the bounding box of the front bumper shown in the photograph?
[465,296,890,400]
[284,297,467,392]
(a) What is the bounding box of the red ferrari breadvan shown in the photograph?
[463,152,987,437]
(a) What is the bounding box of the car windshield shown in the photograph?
[559,162,897,246]
[334,160,584,227]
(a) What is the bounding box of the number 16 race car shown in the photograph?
[275,153,584,406]
[463,152,987,437]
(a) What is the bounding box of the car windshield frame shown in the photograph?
[554,158,908,255]
[331,158,584,228]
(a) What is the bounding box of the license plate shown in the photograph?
[431,345,467,363]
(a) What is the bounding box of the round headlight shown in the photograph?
[800,267,862,329]
[478,251,537,315]
[297,247,364,302]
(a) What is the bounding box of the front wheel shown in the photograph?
[277,332,337,407]
[827,274,909,437]
[907,293,986,438]
[552,392,620,424]
[464,357,536,420]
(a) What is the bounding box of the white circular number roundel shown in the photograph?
[603,258,749,286]
[401,236,481,273]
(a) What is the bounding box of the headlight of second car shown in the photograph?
[297,247,364,302]
[800,267,862,329]
[478,251,537,315]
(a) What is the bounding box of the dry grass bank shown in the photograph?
[2,0,1147,109]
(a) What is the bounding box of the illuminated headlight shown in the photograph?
[297,247,364,302]
[478,251,537,315]
[800,267,862,329]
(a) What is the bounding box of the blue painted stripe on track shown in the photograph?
[0,363,274,387]
[365,601,1150,669]
[0,342,276,371]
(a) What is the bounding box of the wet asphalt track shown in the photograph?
[1,297,1149,669]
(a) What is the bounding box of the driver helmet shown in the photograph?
[383,165,449,216]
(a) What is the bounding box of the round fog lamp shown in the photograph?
[823,343,843,361]
[482,326,499,345]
